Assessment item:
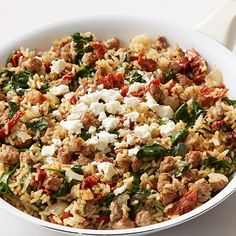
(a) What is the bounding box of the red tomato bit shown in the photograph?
[82,176,99,190]
[98,73,124,89]
[211,120,225,131]
[11,50,23,67]
[137,53,157,72]
[90,41,107,59]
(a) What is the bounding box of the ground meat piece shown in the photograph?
[160,184,178,206]
[14,139,32,149]
[182,169,202,185]
[94,152,113,163]
[106,37,120,50]
[69,137,84,153]
[149,82,163,103]
[135,210,153,227]
[43,175,63,192]
[57,146,72,164]
[185,151,202,168]
[131,159,143,173]
[157,173,172,192]
[28,90,45,105]
[112,217,135,229]
[177,73,193,88]
[77,154,91,166]
[82,52,97,67]
[24,57,42,73]
[168,61,181,73]
[116,157,131,172]
[193,178,212,203]
[0,145,19,167]
[156,36,168,51]
[80,144,95,158]
[109,202,123,223]
[159,156,176,173]
[80,112,99,130]
[0,93,6,101]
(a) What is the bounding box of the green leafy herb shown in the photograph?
[72,165,83,175]
[71,33,94,65]
[77,65,94,78]
[26,118,48,131]
[17,148,27,152]
[175,163,190,176]
[171,128,189,144]
[223,97,236,107]
[171,142,187,156]
[79,129,91,141]
[8,101,20,118]
[34,200,43,208]
[173,99,205,126]
[0,164,19,195]
[38,84,49,94]
[51,178,70,199]
[163,68,176,83]
[136,144,169,160]
[9,71,32,95]
[68,76,79,92]
[129,201,141,220]
[128,70,145,84]
[202,157,232,170]
[100,192,115,206]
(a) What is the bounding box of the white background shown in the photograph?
[0,0,235,235]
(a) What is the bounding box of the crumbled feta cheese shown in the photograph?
[124,97,139,108]
[128,82,145,94]
[80,91,101,105]
[42,144,56,157]
[72,102,88,114]
[160,121,176,138]
[208,173,228,183]
[134,124,152,140]
[128,147,140,156]
[50,59,66,74]
[97,84,104,90]
[67,113,81,120]
[88,126,96,134]
[126,134,135,146]
[102,117,120,131]
[97,162,117,180]
[52,138,62,147]
[123,119,130,128]
[118,129,130,137]
[60,120,83,134]
[45,156,56,164]
[89,102,105,116]
[100,89,122,102]
[86,131,117,152]
[146,92,173,118]
[105,101,123,114]
[49,85,69,96]
[52,110,61,116]
[114,185,127,196]
[98,112,106,122]
[125,111,139,122]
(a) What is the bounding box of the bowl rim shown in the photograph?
[0,14,236,235]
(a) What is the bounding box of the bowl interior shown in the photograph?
[0,15,236,235]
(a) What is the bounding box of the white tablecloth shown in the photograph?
[0,0,235,235]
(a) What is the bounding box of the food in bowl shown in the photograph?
[0,32,235,230]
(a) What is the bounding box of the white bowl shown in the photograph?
[0,14,236,236]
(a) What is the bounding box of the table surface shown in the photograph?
[0,0,235,235]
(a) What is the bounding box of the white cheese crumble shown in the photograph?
[102,117,120,131]
[98,112,107,122]
[86,131,117,152]
[88,126,96,134]
[72,102,88,115]
[80,91,101,105]
[50,59,66,74]
[124,97,139,108]
[205,67,223,87]
[134,124,152,140]
[125,111,139,122]
[114,185,127,196]
[89,102,105,116]
[128,146,140,156]
[49,85,69,96]
[160,121,176,138]
[97,162,117,180]
[52,138,62,147]
[100,89,122,102]
[105,101,123,114]
[41,144,56,157]
[60,120,83,134]
[128,82,146,93]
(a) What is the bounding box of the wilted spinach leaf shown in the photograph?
[26,118,48,131]
[171,142,187,156]
[163,68,176,83]
[223,97,236,107]
[72,165,83,175]
[100,192,115,206]
[136,144,169,160]
[202,157,232,170]
[171,128,189,144]
[175,163,190,176]
[8,101,20,118]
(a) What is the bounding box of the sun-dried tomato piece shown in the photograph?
[211,120,225,131]
[11,50,23,67]
[90,41,107,59]
[200,85,228,102]
[137,53,157,72]
[82,176,99,190]
[120,85,129,97]
[98,73,124,89]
